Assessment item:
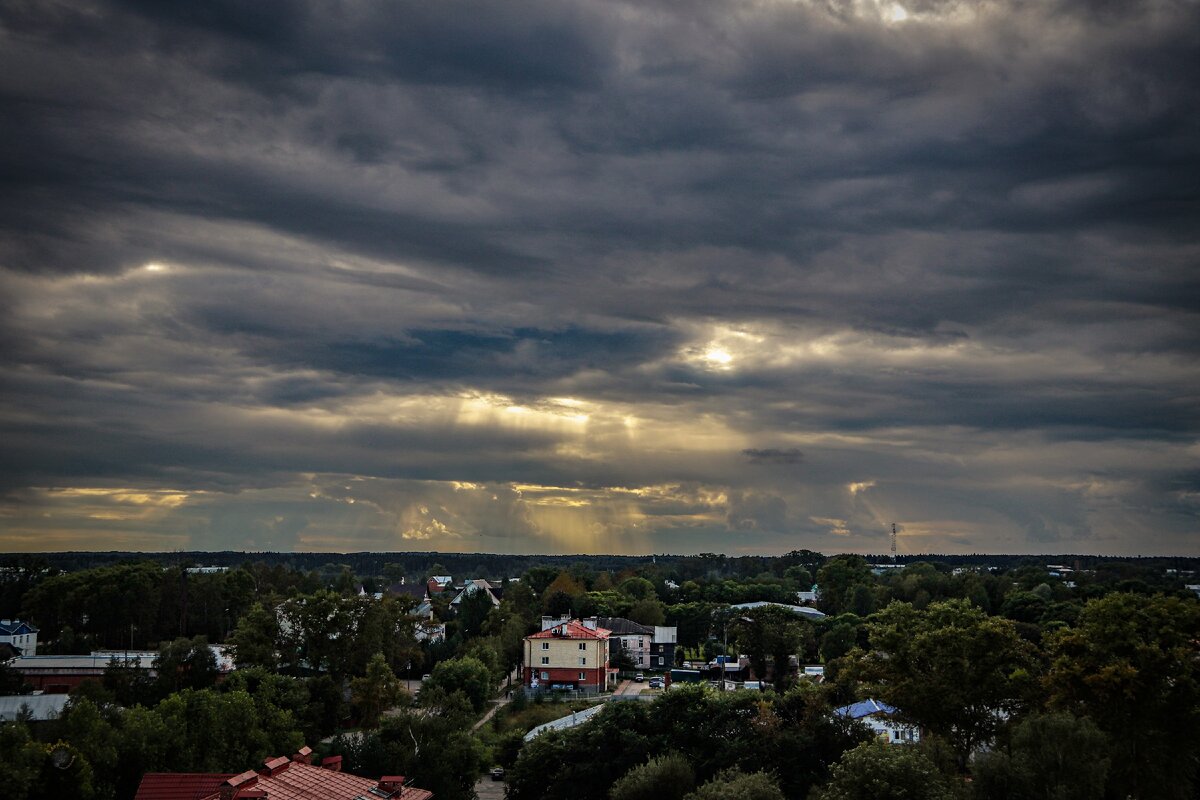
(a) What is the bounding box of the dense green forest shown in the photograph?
[0,550,1197,799]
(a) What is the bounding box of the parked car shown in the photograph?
[490,767,505,781]
[634,672,644,682]
[648,677,663,689]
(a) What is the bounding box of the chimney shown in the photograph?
[379,776,407,794]
[261,756,290,776]
[583,617,598,630]
[322,755,343,772]
[220,771,258,800]
[292,746,313,764]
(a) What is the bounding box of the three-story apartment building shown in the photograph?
[524,617,615,693]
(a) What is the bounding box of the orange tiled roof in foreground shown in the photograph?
[133,773,234,800]
[526,619,611,640]
[136,754,433,800]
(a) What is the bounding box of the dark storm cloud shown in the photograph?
[266,327,682,384]
[743,448,804,465]
[0,0,1197,554]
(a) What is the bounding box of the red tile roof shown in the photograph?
[134,773,234,800]
[135,759,433,800]
[226,761,433,800]
[526,620,611,640]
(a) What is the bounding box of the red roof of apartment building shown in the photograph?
[527,619,611,640]
[135,752,433,800]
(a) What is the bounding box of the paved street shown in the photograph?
[474,777,505,800]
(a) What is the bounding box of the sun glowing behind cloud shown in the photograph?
[704,347,733,366]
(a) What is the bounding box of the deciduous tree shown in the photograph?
[351,653,405,728]
[154,635,219,696]
[853,600,1036,768]
[811,741,958,800]
[972,713,1108,800]
[1044,593,1200,798]
[815,556,875,616]
[227,603,280,670]
[732,606,813,691]
[422,655,493,712]
[609,752,695,800]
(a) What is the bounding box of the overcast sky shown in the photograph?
[0,0,1197,556]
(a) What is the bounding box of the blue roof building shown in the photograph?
[833,698,920,745]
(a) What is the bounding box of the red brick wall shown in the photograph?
[523,666,606,690]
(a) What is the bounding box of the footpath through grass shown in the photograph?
[475,696,600,770]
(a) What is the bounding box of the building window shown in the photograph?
[541,671,549,681]
[541,656,549,665]
[658,656,664,665]
[638,639,644,649]
[542,642,549,650]
[578,642,586,650]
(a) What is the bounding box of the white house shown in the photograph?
[0,620,38,656]
[450,579,501,608]
[595,617,654,668]
[834,698,920,744]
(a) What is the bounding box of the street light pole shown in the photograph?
[722,621,728,691]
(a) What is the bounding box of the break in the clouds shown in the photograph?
[0,0,1197,556]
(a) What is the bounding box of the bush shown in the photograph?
[610,752,695,800]
[684,769,783,800]
[811,741,958,800]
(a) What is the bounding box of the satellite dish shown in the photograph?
[49,744,75,770]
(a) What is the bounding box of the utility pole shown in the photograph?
[891,523,897,564]
[722,619,728,691]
